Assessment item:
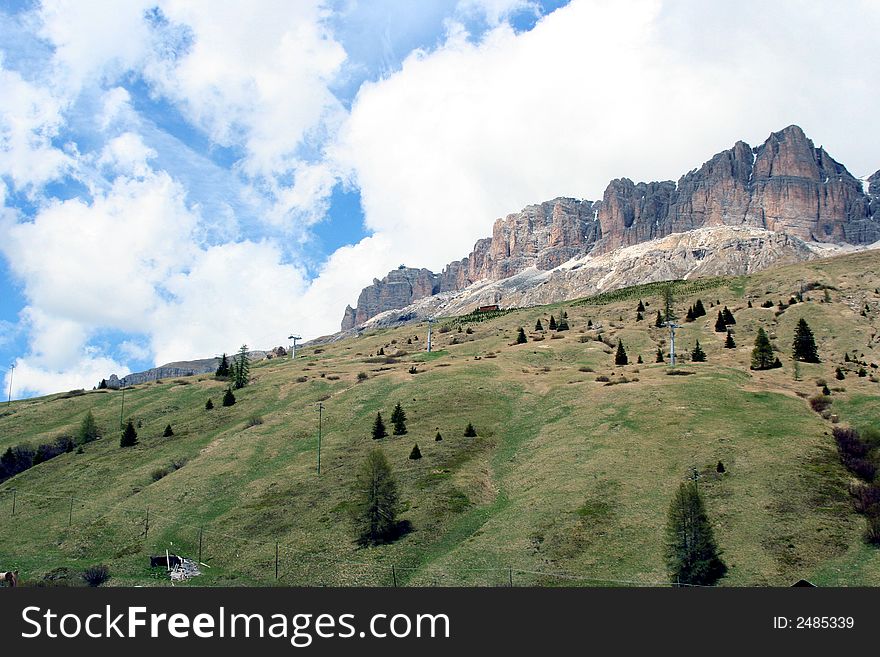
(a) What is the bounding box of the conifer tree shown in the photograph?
[516,327,528,344]
[714,311,727,333]
[637,354,643,364]
[435,431,443,442]
[98,379,108,389]
[163,424,173,437]
[556,317,569,331]
[391,402,408,435]
[464,422,477,437]
[77,410,100,445]
[378,347,385,355]
[656,347,665,363]
[691,341,707,362]
[548,315,557,331]
[120,421,138,448]
[637,300,645,312]
[694,299,706,317]
[205,398,214,410]
[663,285,676,322]
[750,328,777,370]
[665,480,727,586]
[231,345,250,389]
[836,367,846,381]
[587,319,593,328]
[222,387,236,406]
[792,318,820,363]
[409,444,422,460]
[636,311,643,322]
[724,331,736,349]
[615,339,629,366]
[215,353,230,377]
[685,306,695,322]
[747,300,753,308]
[535,319,543,331]
[352,448,399,545]
[372,412,388,439]
[655,310,664,328]
[722,306,736,325]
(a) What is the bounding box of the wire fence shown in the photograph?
[0,487,697,587]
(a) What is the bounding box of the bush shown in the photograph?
[464,422,477,437]
[409,444,422,460]
[246,415,264,428]
[809,395,832,413]
[357,372,368,382]
[296,376,308,383]
[163,424,174,437]
[82,565,110,587]
[595,375,610,382]
[205,398,214,410]
[435,432,443,442]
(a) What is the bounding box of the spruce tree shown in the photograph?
[231,344,250,389]
[409,444,422,460]
[665,480,727,586]
[750,328,776,370]
[691,340,707,362]
[724,331,736,349]
[722,306,736,325]
[352,448,399,545]
[685,306,695,322]
[163,424,173,437]
[120,421,138,448]
[655,310,664,328]
[836,367,846,381]
[535,319,543,331]
[714,311,727,332]
[663,285,676,322]
[792,318,820,363]
[548,315,557,331]
[98,379,108,389]
[205,398,214,410]
[464,422,477,437]
[637,300,645,312]
[222,387,236,406]
[694,299,706,317]
[391,402,408,435]
[556,317,569,331]
[615,339,629,366]
[215,353,230,377]
[435,431,443,442]
[656,347,665,363]
[636,311,643,322]
[747,300,753,308]
[637,354,643,364]
[587,319,593,328]
[372,412,388,439]
[516,327,528,344]
[77,410,100,445]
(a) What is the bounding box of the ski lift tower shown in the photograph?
[426,318,434,353]
[665,322,682,366]
[288,334,302,360]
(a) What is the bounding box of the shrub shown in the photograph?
[163,424,174,437]
[809,395,832,413]
[866,515,880,545]
[246,415,264,427]
[578,366,594,373]
[595,375,610,382]
[205,398,214,410]
[82,565,110,587]
[296,376,308,383]
[408,366,418,374]
[409,444,422,460]
[836,367,846,380]
[435,432,443,442]
[464,422,477,437]
[357,372,368,382]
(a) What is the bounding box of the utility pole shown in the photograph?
[426,318,434,353]
[6,363,14,406]
[119,385,126,430]
[315,401,324,475]
[288,334,302,359]
[666,322,682,366]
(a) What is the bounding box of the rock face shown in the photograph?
[341,125,879,330]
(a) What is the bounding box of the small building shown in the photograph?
[477,304,500,313]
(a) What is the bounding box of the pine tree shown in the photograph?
[205,398,214,410]
[722,306,736,325]
[163,424,173,437]
[215,353,230,377]
[231,345,250,389]
[665,480,727,586]
[548,315,557,331]
[716,461,725,474]
[352,448,399,545]
[77,410,100,445]
[685,306,695,322]
[516,327,528,344]
[792,318,820,363]
[724,331,736,349]
[750,328,776,370]
[120,421,138,448]
[98,379,108,389]
[637,354,643,364]
[222,387,236,406]
[747,300,753,308]
[836,367,846,381]
[561,310,568,319]
[391,402,408,435]
[587,319,593,328]
[435,431,443,442]
[556,317,569,331]
[637,300,645,312]
[378,347,385,355]
[694,299,706,317]
[656,347,665,363]
[615,339,629,366]
[535,319,543,331]
[409,444,422,460]
[655,310,664,328]
[372,412,388,439]
[636,311,643,322]
[662,285,676,322]
[464,422,477,437]
[714,311,727,332]
[691,341,707,362]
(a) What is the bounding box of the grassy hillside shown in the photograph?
[2,250,880,587]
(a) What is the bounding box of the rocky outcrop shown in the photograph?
[341,125,879,329]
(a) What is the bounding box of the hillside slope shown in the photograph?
[2,250,880,587]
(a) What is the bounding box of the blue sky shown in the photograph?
[1,0,878,398]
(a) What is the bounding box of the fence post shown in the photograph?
[508,566,513,587]
[275,542,279,580]
[391,565,397,587]
[144,507,150,539]
[68,497,73,526]
[198,527,203,563]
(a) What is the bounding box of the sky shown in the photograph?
[1,0,878,399]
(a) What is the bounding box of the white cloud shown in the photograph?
[455,0,539,26]
[5,352,128,398]
[96,132,158,179]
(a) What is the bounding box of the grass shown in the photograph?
[1,249,880,586]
